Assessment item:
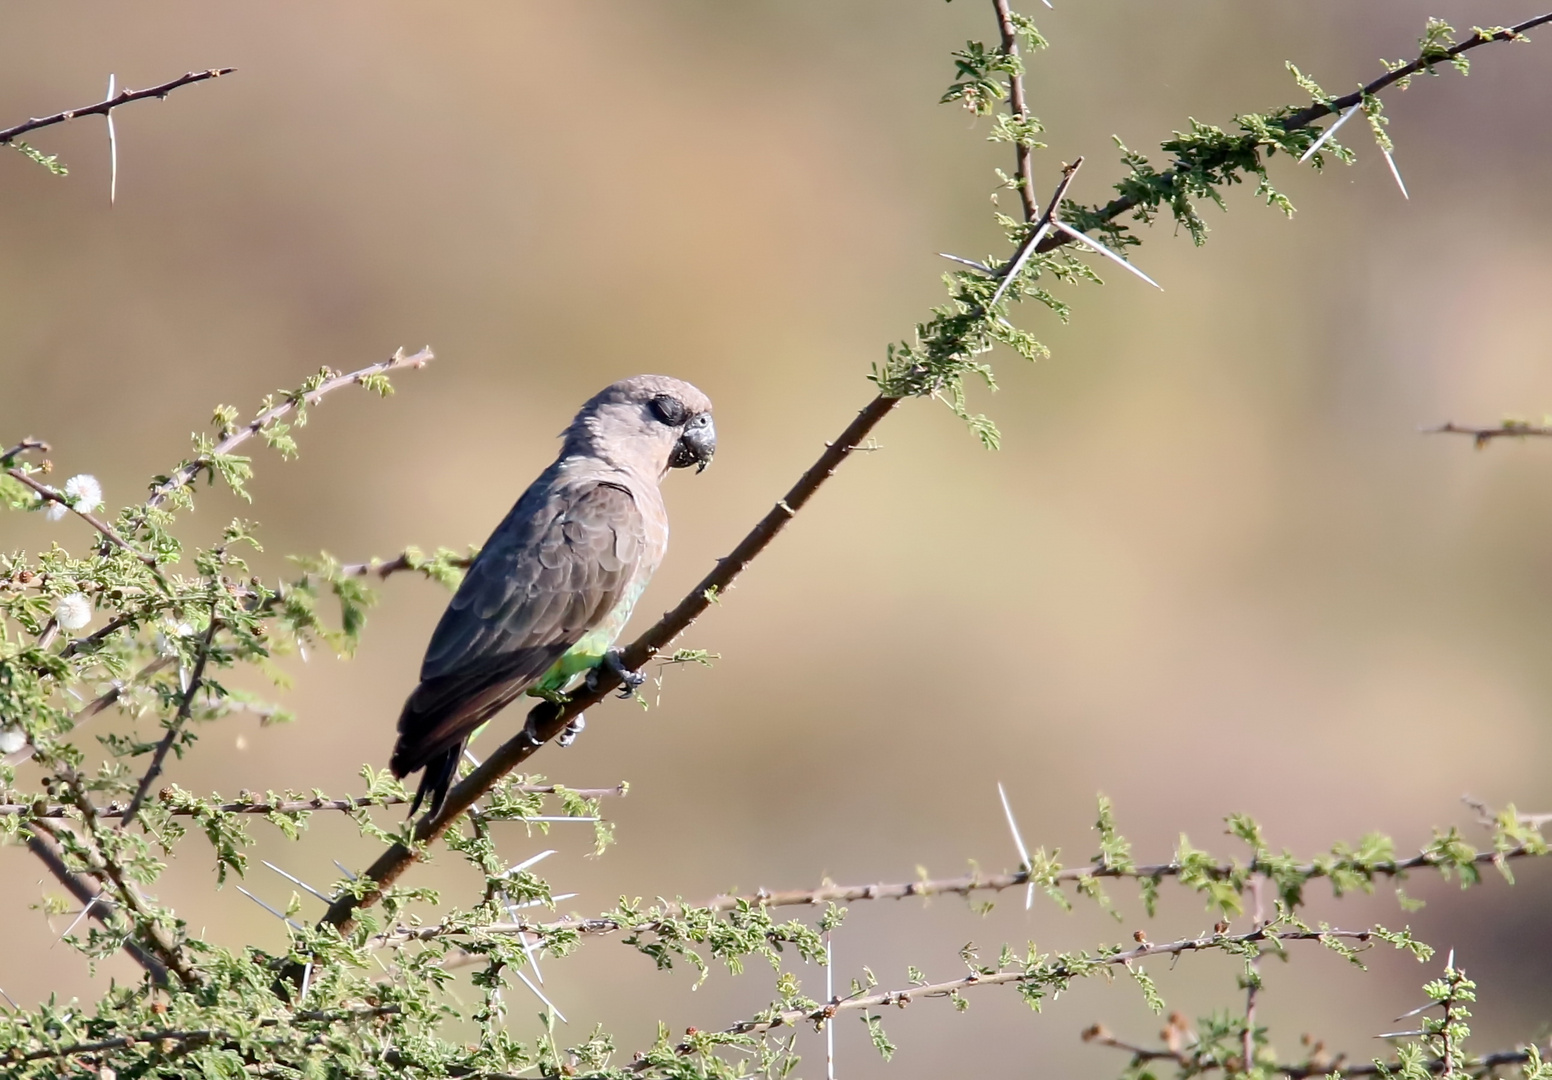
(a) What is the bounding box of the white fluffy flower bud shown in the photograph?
[54,592,93,631]
[63,474,103,513]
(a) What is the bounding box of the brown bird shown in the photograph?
[389,375,715,815]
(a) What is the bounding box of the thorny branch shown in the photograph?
[1033,12,1552,257]
[992,0,1039,219]
[4,466,158,568]
[0,68,234,147]
[1430,420,1552,448]
[23,821,170,984]
[1082,1024,1544,1079]
[652,926,1383,1048]
[143,346,433,512]
[119,617,219,826]
[392,834,1546,951]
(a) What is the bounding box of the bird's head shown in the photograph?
[563,375,716,478]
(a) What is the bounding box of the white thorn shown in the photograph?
[517,929,543,984]
[1299,104,1360,163]
[502,849,557,877]
[55,895,101,946]
[236,886,304,930]
[262,860,333,903]
[939,252,995,275]
[463,749,482,768]
[504,892,577,911]
[0,985,18,1010]
[1446,948,1455,972]
[106,74,117,205]
[300,960,312,1002]
[519,816,599,823]
[990,220,1054,307]
[1382,148,1410,199]
[1052,220,1164,290]
[997,782,1036,911]
[825,932,836,1080]
[513,967,567,1023]
[332,859,358,881]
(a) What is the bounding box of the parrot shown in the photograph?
[388,375,716,816]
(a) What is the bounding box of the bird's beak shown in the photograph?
[670,415,716,473]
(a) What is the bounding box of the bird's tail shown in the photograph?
[406,741,464,819]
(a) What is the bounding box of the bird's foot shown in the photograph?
[557,713,586,748]
[585,648,646,699]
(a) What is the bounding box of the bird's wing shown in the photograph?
[391,478,646,774]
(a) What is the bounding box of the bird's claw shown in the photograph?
[589,648,645,699]
[557,713,586,748]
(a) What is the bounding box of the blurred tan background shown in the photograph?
[3,1,1552,1074]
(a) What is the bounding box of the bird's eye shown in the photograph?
[649,395,687,426]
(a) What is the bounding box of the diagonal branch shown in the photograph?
[120,618,219,826]
[315,394,900,935]
[0,68,234,147]
[23,822,170,985]
[4,467,159,569]
[144,346,433,512]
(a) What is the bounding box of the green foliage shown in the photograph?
[3,6,1549,1079]
[10,141,67,175]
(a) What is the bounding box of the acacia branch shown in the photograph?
[1429,421,1552,448]
[5,466,158,568]
[120,618,219,826]
[1034,12,1552,256]
[401,836,1546,952]
[649,925,1380,1051]
[23,822,170,985]
[992,0,1039,219]
[1083,1025,1544,1079]
[0,68,233,147]
[144,346,433,511]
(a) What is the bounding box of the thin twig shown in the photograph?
[396,836,1546,947]
[991,0,1039,219]
[144,346,433,512]
[5,467,158,568]
[3,654,176,767]
[1429,420,1552,448]
[0,438,48,466]
[121,618,218,826]
[22,822,170,985]
[1083,1026,1542,1079]
[0,68,234,146]
[647,926,1380,1051]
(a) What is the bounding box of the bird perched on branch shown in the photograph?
[389,375,715,816]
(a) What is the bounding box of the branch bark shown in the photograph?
[0,68,234,147]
